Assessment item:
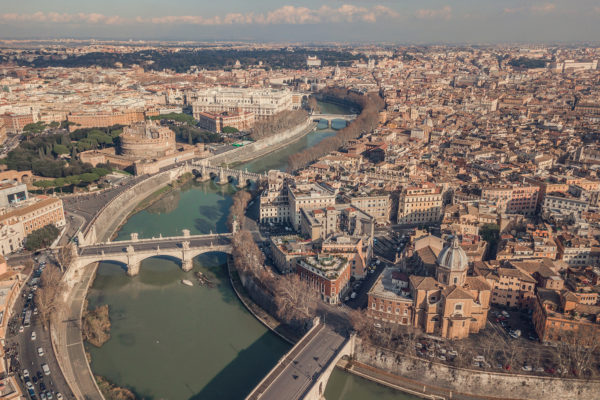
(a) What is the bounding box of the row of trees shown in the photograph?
[287,90,384,171]
[228,190,317,333]
[169,124,222,144]
[250,109,308,141]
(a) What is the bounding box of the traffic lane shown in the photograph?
[8,278,73,398]
[78,238,233,255]
[260,328,345,400]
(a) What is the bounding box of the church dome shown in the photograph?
[437,237,468,272]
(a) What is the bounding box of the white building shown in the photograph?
[191,87,295,120]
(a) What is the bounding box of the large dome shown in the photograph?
[437,237,468,272]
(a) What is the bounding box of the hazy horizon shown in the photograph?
[1,1,600,43]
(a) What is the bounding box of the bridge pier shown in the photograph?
[182,259,193,272]
[127,260,141,276]
[217,169,229,185]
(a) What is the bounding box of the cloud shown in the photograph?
[415,6,452,20]
[504,3,556,15]
[0,4,404,27]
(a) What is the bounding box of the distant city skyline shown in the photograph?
[1,0,600,43]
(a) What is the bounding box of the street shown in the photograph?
[5,252,74,400]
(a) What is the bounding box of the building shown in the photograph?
[270,235,315,274]
[192,87,295,120]
[0,181,28,207]
[0,196,65,256]
[368,268,414,325]
[67,110,144,131]
[345,193,391,225]
[532,288,600,344]
[543,193,589,220]
[369,237,491,339]
[475,264,537,309]
[299,204,374,242]
[197,110,255,133]
[481,184,539,216]
[259,171,292,224]
[396,183,443,225]
[297,254,351,304]
[288,183,336,230]
[0,113,34,134]
[306,56,322,67]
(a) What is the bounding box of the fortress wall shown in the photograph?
[85,165,190,244]
[354,339,600,400]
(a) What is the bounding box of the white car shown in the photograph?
[56,393,63,400]
[38,347,44,356]
[42,363,50,375]
[26,381,34,390]
[18,325,24,333]
[22,369,29,378]
[31,331,37,341]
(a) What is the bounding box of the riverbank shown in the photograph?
[227,257,300,345]
[95,376,136,400]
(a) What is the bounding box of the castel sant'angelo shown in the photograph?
[120,121,176,159]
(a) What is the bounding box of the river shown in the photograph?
[85,101,417,400]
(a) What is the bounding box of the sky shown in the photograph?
[1,0,600,43]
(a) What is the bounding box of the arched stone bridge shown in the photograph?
[190,162,266,186]
[73,230,233,276]
[310,113,357,128]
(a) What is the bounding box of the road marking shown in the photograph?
[67,341,82,347]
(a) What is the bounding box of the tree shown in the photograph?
[54,244,75,272]
[24,225,60,251]
[35,265,65,330]
[222,126,239,134]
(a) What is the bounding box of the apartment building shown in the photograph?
[299,204,374,242]
[481,184,539,216]
[397,183,443,225]
[475,264,537,309]
[288,183,336,230]
[0,120,6,145]
[368,268,414,325]
[543,193,590,219]
[344,193,391,225]
[296,255,351,304]
[533,288,600,344]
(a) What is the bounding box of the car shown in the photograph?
[40,392,47,400]
[33,307,38,315]
[27,293,33,300]
[32,376,38,384]
[447,350,458,357]
[23,369,30,378]
[38,347,44,357]
[501,311,510,318]
[28,388,36,398]
[19,325,24,333]
[42,363,50,376]
[473,355,485,363]
[472,361,481,368]
[46,391,53,400]
[26,381,34,390]
[437,355,447,361]
[535,367,545,373]
[373,323,382,329]
[56,393,63,400]
[350,292,357,299]
[545,367,556,375]
[522,365,533,371]
[31,331,37,341]
[37,371,43,380]
[40,382,46,391]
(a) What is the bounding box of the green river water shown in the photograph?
[85,102,418,400]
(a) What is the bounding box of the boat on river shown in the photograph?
[181,279,193,287]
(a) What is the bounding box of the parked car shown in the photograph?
[522,364,533,372]
[42,363,50,376]
[31,331,36,341]
[37,347,44,357]
[22,369,29,378]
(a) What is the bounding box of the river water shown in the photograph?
[86,101,417,400]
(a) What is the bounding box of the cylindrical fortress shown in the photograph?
[120,122,175,159]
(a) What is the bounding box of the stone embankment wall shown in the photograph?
[81,164,190,244]
[354,339,600,400]
[209,119,315,165]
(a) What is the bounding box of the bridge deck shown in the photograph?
[78,235,232,257]
[248,324,345,400]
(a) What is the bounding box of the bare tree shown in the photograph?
[54,244,75,272]
[274,274,318,323]
[35,265,65,330]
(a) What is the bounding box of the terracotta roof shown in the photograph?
[443,285,474,300]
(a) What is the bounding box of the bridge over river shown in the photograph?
[311,113,357,128]
[73,230,233,276]
[246,319,354,400]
